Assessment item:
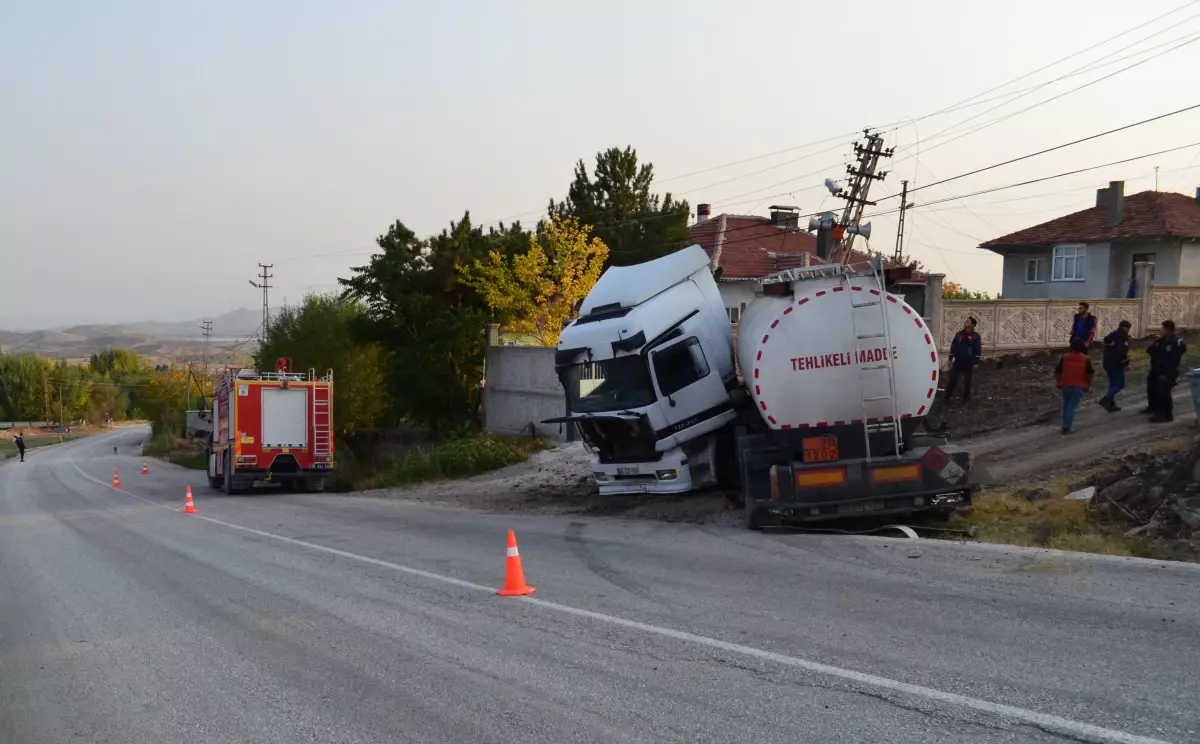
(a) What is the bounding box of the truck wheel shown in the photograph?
[744,502,777,531]
[298,478,326,494]
[206,450,222,490]
[222,452,234,495]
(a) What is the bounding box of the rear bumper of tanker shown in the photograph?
[763,484,976,523]
[744,445,977,523]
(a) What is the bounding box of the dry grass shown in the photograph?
[948,440,1200,563]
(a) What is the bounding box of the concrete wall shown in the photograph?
[483,345,571,442]
[185,410,213,439]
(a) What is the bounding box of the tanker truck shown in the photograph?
[546,243,974,529]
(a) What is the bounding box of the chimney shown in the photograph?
[1095,188,1108,209]
[769,205,800,230]
[697,203,711,224]
[1107,180,1124,227]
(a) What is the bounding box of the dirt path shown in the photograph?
[964,386,1195,484]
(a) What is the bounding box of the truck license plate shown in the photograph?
[616,467,638,476]
[838,500,884,515]
[802,435,839,463]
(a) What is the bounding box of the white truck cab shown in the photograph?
[548,245,737,494]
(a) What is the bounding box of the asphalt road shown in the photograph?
[2,428,1198,744]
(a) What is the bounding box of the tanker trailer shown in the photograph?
[732,259,974,529]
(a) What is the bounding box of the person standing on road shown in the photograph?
[1144,319,1187,423]
[1098,320,1132,412]
[13,432,26,462]
[1056,337,1094,435]
[944,316,982,405]
[1070,302,1097,347]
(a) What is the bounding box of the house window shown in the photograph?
[1025,258,1047,283]
[652,337,711,397]
[1051,244,1086,281]
[727,306,739,324]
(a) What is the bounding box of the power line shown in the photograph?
[878,102,1200,201]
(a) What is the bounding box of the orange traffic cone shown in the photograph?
[496,529,535,597]
[141,462,149,475]
[182,486,197,514]
[112,469,121,488]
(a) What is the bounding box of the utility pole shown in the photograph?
[200,319,213,382]
[249,264,273,338]
[892,180,913,266]
[828,130,893,264]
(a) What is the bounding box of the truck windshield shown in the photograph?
[559,357,656,413]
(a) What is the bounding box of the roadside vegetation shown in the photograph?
[1,429,89,461]
[941,436,1199,563]
[329,434,554,492]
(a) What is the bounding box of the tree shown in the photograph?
[256,292,391,440]
[549,146,690,267]
[459,215,609,346]
[339,214,494,435]
[942,281,992,300]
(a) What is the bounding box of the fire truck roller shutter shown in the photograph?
[261,387,309,449]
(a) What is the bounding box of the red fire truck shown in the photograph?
[206,358,334,494]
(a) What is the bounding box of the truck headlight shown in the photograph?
[593,472,608,482]
[656,469,678,481]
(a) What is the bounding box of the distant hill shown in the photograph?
[0,308,263,363]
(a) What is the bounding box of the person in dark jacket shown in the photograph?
[1070,302,1097,346]
[944,316,982,405]
[1143,319,1187,423]
[1055,337,1094,434]
[13,432,26,462]
[1098,320,1132,412]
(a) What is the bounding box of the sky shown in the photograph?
[2,0,1200,330]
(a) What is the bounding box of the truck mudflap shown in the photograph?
[744,443,974,528]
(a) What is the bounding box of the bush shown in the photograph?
[330,434,552,491]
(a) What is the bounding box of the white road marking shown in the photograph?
[66,447,1172,744]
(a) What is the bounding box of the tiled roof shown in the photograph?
[980,190,1200,249]
[688,214,878,279]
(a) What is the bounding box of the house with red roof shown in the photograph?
[980,181,1200,299]
[688,204,881,324]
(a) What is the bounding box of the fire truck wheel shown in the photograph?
[298,478,326,493]
[222,452,248,495]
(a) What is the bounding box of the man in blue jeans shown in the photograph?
[1098,320,1132,412]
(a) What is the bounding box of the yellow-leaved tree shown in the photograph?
[460,215,609,346]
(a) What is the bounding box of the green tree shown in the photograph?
[89,348,142,376]
[0,352,50,421]
[339,214,493,435]
[256,292,391,440]
[549,146,690,267]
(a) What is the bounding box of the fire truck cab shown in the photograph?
[207,358,334,494]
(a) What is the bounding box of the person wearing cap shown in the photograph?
[1144,319,1187,423]
[1098,320,1132,412]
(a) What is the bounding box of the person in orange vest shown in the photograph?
[1055,337,1094,435]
